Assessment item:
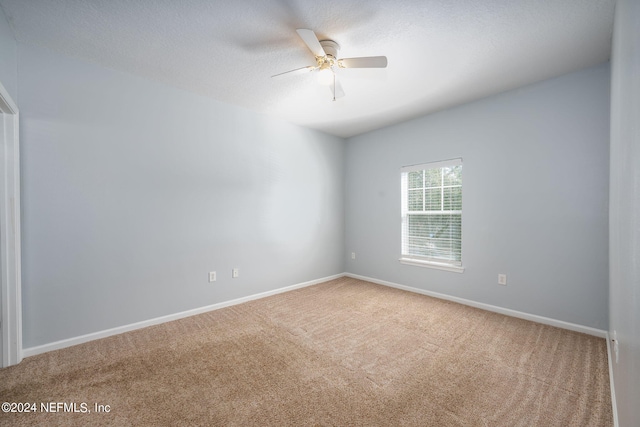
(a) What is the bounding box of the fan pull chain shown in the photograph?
[333,72,336,102]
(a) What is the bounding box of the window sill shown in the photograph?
[399,258,465,273]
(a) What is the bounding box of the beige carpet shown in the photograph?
[0,277,612,426]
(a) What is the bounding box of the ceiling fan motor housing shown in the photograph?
[319,40,340,58]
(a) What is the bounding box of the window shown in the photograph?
[400,158,463,272]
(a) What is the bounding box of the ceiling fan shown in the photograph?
[272,29,388,101]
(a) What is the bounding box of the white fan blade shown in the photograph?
[271,65,315,78]
[296,29,325,57]
[339,56,388,68]
[329,76,345,100]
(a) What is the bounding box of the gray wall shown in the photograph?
[0,5,17,101]
[19,43,345,348]
[609,0,640,425]
[345,64,610,330]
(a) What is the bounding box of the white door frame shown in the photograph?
[0,80,22,367]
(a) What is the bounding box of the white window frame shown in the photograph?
[400,158,464,273]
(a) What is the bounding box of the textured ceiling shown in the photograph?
[0,0,615,138]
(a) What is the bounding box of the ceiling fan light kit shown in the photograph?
[273,29,388,101]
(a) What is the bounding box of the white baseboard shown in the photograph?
[345,273,607,338]
[22,272,608,359]
[22,273,344,358]
[606,332,620,427]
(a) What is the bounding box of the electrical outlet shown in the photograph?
[351,252,356,259]
[612,330,619,364]
[208,271,216,282]
[232,268,239,278]
[498,274,507,285]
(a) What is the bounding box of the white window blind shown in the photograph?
[401,158,462,269]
